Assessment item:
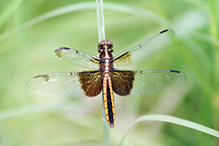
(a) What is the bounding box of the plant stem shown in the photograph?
[96,0,106,42]
[96,0,110,145]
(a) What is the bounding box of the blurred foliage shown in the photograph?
[0,0,218,146]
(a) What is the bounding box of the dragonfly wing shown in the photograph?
[113,29,174,67]
[112,69,186,96]
[111,70,135,96]
[27,70,102,98]
[55,47,100,69]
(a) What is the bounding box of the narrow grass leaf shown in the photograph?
[119,114,219,146]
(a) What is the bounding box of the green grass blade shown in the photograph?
[0,2,167,43]
[0,2,96,42]
[0,0,25,28]
[0,103,57,121]
[119,114,219,146]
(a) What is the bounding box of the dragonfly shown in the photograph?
[27,29,186,128]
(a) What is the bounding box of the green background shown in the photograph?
[0,0,218,145]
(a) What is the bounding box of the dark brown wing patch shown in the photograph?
[112,69,135,96]
[77,70,102,97]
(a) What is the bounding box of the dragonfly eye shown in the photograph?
[108,44,113,47]
[98,39,113,48]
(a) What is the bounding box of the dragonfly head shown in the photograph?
[98,39,113,53]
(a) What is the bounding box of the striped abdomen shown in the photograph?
[102,73,115,128]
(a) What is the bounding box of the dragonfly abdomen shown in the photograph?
[102,74,115,128]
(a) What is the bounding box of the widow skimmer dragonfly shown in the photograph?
[27,29,186,128]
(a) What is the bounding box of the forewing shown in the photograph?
[112,69,186,96]
[113,29,174,67]
[27,70,102,97]
[55,47,100,69]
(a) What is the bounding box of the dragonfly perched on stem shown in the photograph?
[27,29,187,128]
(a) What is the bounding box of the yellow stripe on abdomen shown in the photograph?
[102,74,115,128]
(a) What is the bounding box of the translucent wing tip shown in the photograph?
[160,29,175,36]
[170,70,180,73]
[170,70,187,83]
[55,47,71,52]
[55,47,71,57]
[26,74,47,89]
[160,29,168,34]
